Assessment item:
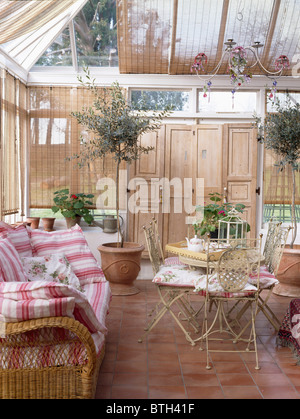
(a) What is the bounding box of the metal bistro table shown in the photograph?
[165,240,227,269]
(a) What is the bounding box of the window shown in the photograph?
[29,85,125,213]
[263,90,300,224]
[198,90,257,113]
[130,90,190,111]
[35,0,118,69]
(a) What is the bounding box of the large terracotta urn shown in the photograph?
[98,242,144,296]
[273,246,300,297]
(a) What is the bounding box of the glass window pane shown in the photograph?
[131,90,190,111]
[75,0,118,67]
[267,91,300,112]
[35,27,72,67]
[198,90,257,113]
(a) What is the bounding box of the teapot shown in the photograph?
[186,235,204,252]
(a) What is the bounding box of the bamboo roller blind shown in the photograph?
[117,0,297,76]
[29,85,126,210]
[0,0,81,44]
[0,69,27,218]
[264,148,300,205]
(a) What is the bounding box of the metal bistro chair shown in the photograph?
[195,237,263,370]
[235,224,291,332]
[138,220,204,346]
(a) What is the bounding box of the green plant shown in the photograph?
[194,192,249,236]
[69,67,172,246]
[254,95,300,248]
[51,189,94,225]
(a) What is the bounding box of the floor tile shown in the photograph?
[98,280,300,400]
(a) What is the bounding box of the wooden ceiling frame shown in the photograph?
[260,0,281,70]
[168,0,178,75]
[214,0,230,66]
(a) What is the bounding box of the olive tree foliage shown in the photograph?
[69,67,172,245]
[255,95,300,247]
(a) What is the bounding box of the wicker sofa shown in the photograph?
[0,222,111,399]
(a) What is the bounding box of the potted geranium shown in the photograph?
[255,95,300,296]
[194,192,250,238]
[68,67,171,295]
[51,188,94,228]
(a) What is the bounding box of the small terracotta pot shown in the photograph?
[42,217,55,232]
[65,216,81,229]
[26,217,40,229]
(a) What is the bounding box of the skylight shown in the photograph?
[34,0,118,69]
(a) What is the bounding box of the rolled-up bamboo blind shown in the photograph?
[264,148,300,205]
[0,69,27,218]
[29,85,125,210]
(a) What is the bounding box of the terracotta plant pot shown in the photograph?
[98,242,144,296]
[42,217,55,232]
[26,217,40,229]
[65,216,81,229]
[273,246,300,297]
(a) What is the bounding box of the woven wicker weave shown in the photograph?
[0,316,105,399]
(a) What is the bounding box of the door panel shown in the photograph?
[223,124,258,237]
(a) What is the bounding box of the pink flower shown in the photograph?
[218,210,225,215]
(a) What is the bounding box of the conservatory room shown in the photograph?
[0,0,300,401]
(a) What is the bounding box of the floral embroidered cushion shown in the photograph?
[194,273,258,298]
[21,254,84,293]
[152,265,205,287]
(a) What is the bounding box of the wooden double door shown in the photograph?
[128,123,258,257]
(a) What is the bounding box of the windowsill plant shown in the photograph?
[193,192,250,237]
[51,189,95,225]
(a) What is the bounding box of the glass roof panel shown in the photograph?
[75,0,118,68]
[35,26,73,67]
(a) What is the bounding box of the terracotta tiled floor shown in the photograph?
[95,280,300,400]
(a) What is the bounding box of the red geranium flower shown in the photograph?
[71,194,78,199]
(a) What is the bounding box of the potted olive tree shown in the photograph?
[256,95,300,296]
[70,67,171,295]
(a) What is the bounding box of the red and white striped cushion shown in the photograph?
[249,265,278,289]
[83,281,111,333]
[29,225,106,286]
[0,222,32,257]
[0,281,107,334]
[0,238,27,282]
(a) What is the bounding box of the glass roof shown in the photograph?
[35,0,118,69]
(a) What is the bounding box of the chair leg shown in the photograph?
[138,286,199,346]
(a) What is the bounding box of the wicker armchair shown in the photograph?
[0,316,105,399]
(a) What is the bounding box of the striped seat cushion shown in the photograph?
[249,265,278,289]
[29,225,106,286]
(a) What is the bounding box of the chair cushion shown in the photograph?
[0,222,32,257]
[194,273,258,298]
[21,254,83,292]
[164,256,186,266]
[153,265,204,287]
[0,238,27,282]
[249,265,278,289]
[29,225,106,286]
